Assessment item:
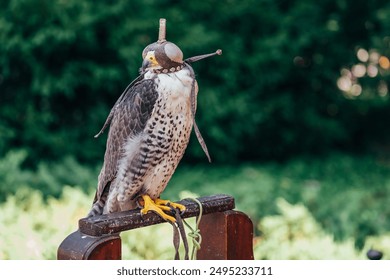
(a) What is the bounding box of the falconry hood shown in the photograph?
[141,19,222,74]
[141,19,183,73]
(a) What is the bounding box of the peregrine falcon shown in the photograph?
[87,19,221,223]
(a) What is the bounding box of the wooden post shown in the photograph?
[197,210,254,260]
[57,230,121,260]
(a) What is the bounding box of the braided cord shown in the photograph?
[182,198,203,260]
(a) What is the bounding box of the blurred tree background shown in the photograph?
[1,0,390,259]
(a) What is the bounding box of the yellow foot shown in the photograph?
[155,198,186,212]
[139,195,186,223]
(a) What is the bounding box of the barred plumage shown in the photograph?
[88,64,196,218]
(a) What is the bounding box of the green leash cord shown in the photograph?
[182,198,203,260]
[170,197,203,260]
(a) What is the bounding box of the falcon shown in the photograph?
[87,19,221,223]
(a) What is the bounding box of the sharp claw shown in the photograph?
[140,195,180,223]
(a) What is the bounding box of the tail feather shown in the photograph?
[87,190,108,217]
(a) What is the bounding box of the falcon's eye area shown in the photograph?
[142,51,159,70]
[144,51,157,64]
[146,54,159,66]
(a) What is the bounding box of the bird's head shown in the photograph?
[141,41,184,73]
[140,18,221,74]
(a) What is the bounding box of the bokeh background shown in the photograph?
[1,0,390,259]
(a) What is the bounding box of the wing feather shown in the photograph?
[93,77,158,204]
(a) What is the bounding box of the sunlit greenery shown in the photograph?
[254,198,390,260]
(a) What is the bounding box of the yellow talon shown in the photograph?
[155,198,186,212]
[140,195,186,223]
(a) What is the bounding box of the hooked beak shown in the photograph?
[142,59,151,71]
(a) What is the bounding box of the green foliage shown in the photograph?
[1,151,389,252]
[0,149,97,200]
[1,0,390,166]
[33,156,98,197]
[0,186,89,259]
[166,153,390,248]
[0,186,196,260]
[254,198,390,260]
[1,185,388,260]
[254,198,364,259]
[0,150,33,197]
